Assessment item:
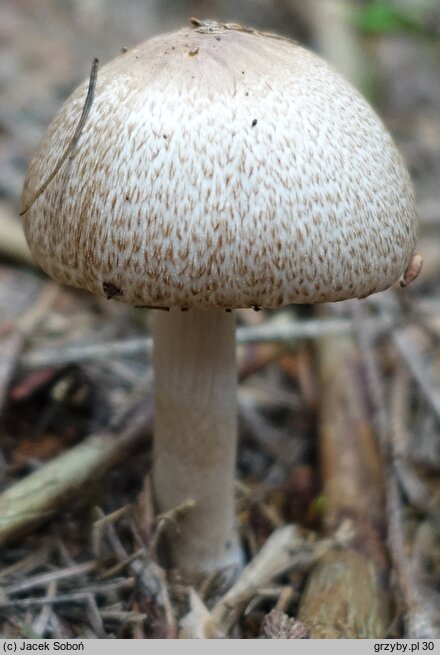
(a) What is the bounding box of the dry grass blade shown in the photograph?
[20,58,99,216]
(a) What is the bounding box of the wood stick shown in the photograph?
[210,524,340,633]
[32,579,57,637]
[20,315,392,370]
[0,577,135,609]
[179,589,225,639]
[298,332,390,638]
[211,525,303,631]
[0,400,153,546]
[2,561,95,596]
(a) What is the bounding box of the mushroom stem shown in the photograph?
[152,308,242,578]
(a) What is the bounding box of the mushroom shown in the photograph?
[21,19,418,579]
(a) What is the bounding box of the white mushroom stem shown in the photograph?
[152,308,242,578]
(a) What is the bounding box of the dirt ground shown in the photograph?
[0,0,439,639]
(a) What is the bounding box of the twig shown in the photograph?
[150,499,196,556]
[390,366,431,512]
[92,505,131,563]
[49,611,71,639]
[0,399,153,546]
[351,301,389,448]
[93,505,177,638]
[179,589,225,639]
[389,371,439,638]
[210,525,332,633]
[32,580,57,637]
[86,594,106,638]
[275,585,296,612]
[94,505,131,531]
[0,578,134,609]
[99,610,147,623]
[20,316,392,370]
[0,544,53,581]
[387,476,438,638]
[392,325,440,424]
[20,58,99,216]
[299,326,390,638]
[2,562,95,596]
[353,304,439,638]
[100,548,146,580]
[134,475,155,545]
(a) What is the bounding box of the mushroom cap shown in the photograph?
[22,21,418,308]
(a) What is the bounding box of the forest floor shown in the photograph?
[0,0,439,639]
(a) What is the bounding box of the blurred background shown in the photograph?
[1,0,440,220]
[0,0,439,640]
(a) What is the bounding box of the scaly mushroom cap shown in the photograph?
[22,21,418,308]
